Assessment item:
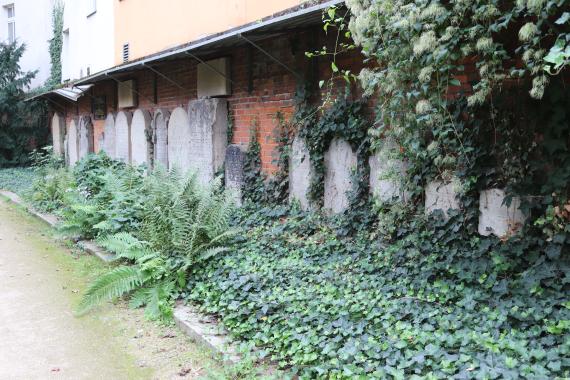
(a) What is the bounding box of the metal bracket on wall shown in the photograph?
[238,33,303,82]
[142,63,189,92]
[104,71,157,106]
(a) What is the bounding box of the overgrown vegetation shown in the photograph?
[0,42,49,167]
[0,167,38,195]
[46,1,64,88]
[24,1,569,378]
[29,152,236,321]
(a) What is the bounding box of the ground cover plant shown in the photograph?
[0,167,38,195]
[184,204,569,379]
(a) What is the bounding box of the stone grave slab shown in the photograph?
[187,99,228,185]
[131,109,151,166]
[288,135,312,210]
[324,138,357,213]
[115,111,132,163]
[478,188,526,237]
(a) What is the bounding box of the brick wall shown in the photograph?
[58,27,367,174]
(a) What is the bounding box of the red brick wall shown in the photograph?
[58,27,367,174]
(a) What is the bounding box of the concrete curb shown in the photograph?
[0,189,247,367]
[76,240,116,263]
[173,304,241,364]
[0,190,60,227]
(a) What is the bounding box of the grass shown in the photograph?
[0,167,38,195]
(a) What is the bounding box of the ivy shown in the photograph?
[186,204,570,379]
[46,1,64,89]
[298,88,370,208]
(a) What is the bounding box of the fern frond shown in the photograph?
[197,246,229,262]
[97,232,148,261]
[128,287,150,309]
[77,266,143,315]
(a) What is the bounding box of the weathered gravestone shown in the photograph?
[51,113,65,156]
[167,107,191,172]
[324,138,358,214]
[63,134,69,166]
[425,180,461,217]
[102,113,116,158]
[67,119,79,166]
[289,135,312,210]
[131,109,152,166]
[225,144,246,206]
[153,109,170,169]
[369,141,408,202]
[187,99,228,185]
[478,188,526,237]
[115,111,132,163]
[97,134,104,154]
[78,116,94,160]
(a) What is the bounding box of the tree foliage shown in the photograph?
[0,42,48,167]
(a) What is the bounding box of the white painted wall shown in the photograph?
[61,0,114,82]
[0,0,53,89]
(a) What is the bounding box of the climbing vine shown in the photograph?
[298,89,370,208]
[47,1,64,88]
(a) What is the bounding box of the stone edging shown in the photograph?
[0,189,244,365]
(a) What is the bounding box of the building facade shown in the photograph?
[0,0,53,89]
[61,0,114,82]
[113,0,303,65]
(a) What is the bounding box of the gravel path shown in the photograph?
[0,198,218,380]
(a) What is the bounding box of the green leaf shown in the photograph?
[331,62,339,73]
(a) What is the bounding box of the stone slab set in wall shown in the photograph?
[153,109,170,169]
[167,107,192,173]
[425,180,461,217]
[369,141,408,202]
[225,144,246,206]
[66,119,79,166]
[324,138,358,214]
[187,99,228,185]
[478,188,526,237]
[131,109,152,166]
[78,116,94,160]
[115,111,132,163]
[51,113,65,156]
[102,113,116,158]
[289,135,312,210]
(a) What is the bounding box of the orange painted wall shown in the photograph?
[114,0,303,64]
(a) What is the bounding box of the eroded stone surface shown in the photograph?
[225,145,246,206]
[478,188,526,237]
[78,116,93,160]
[425,180,461,217]
[289,135,312,210]
[167,107,191,172]
[153,109,170,169]
[102,113,116,158]
[369,145,408,202]
[324,138,357,214]
[67,119,79,166]
[131,109,151,166]
[115,111,132,163]
[187,99,228,185]
[51,113,65,156]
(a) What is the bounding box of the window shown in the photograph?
[86,0,96,17]
[5,4,15,43]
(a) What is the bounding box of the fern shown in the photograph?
[97,232,147,260]
[77,266,143,315]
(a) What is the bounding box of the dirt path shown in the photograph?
[0,198,222,380]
